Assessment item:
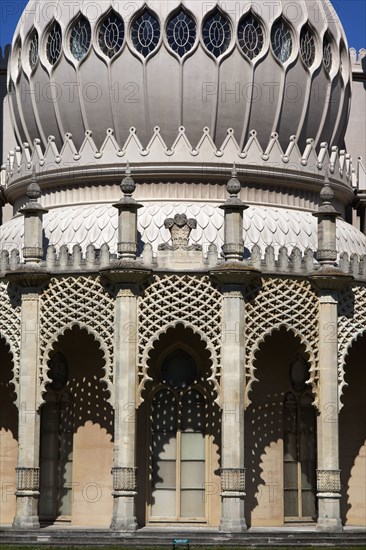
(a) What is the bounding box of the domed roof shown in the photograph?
[1,203,365,258]
[9,0,351,152]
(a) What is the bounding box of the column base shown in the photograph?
[316,517,343,533]
[12,515,40,530]
[110,492,137,532]
[220,493,247,533]
[220,517,247,533]
[12,494,40,530]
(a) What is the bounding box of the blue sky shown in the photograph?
[0,0,365,51]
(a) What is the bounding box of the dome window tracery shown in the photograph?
[238,13,264,60]
[300,25,315,67]
[167,10,196,58]
[131,10,160,58]
[202,11,231,58]
[98,12,125,59]
[29,30,39,69]
[271,19,292,63]
[70,16,92,62]
[323,34,333,72]
[46,22,62,65]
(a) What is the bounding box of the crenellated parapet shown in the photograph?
[349,48,366,74]
[1,127,360,204]
[1,242,365,282]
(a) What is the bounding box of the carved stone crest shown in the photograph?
[158,213,202,251]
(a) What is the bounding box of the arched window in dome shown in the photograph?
[98,11,125,59]
[202,11,231,58]
[70,16,92,62]
[131,10,160,58]
[271,19,292,63]
[29,30,39,70]
[46,22,62,65]
[237,12,264,60]
[300,25,315,68]
[323,34,333,73]
[13,39,22,74]
[167,10,196,58]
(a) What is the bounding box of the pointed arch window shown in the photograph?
[70,16,92,62]
[271,19,292,63]
[238,13,264,60]
[29,30,39,69]
[46,22,62,65]
[131,10,160,57]
[323,34,333,73]
[300,25,315,67]
[167,10,196,58]
[202,11,231,58]
[98,11,125,59]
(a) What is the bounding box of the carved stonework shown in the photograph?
[138,275,222,405]
[112,467,137,492]
[221,468,246,492]
[317,469,341,494]
[16,467,40,491]
[158,214,202,251]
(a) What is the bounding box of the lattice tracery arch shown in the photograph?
[0,281,21,404]
[244,278,319,408]
[39,276,115,406]
[338,285,366,408]
[138,275,222,405]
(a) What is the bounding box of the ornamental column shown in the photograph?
[8,174,49,529]
[311,176,352,532]
[101,166,150,531]
[211,166,259,532]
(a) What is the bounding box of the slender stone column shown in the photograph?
[110,283,139,531]
[9,172,49,529]
[219,282,246,532]
[12,288,42,529]
[210,166,260,531]
[315,289,342,532]
[312,175,352,532]
[101,165,151,530]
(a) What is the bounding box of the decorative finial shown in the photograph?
[318,171,336,213]
[120,161,136,197]
[26,166,41,202]
[227,162,241,198]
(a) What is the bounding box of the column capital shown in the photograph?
[6,266,50,290]
[100,260,152,287]
[210,263,260,288]
[310,266,353,292]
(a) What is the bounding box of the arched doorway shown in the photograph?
[39,326,114,526]
[245,327,316,526]
[136,325,221,527]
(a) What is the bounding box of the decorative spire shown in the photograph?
[220,163,248,262]
[19,167,48,264]
[114,162,142,260]
[226,162,241,199]
[120,161,136,197]
[313,171,339,267]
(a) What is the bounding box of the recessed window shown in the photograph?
[70,16,92,62]
[131,10,160,57]
[29,30,39,69]
[323,34,332,72]
[202,11,231,58]
[98,11,124,59]
[300,25,315,67]
[271,19,292,63]
[46,22,62,65]
[167,10,196,58]
[161,349,198,389]
[238,13,264,60]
